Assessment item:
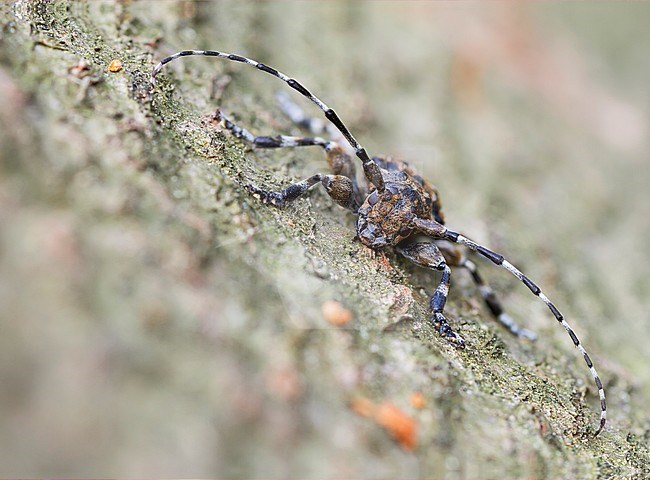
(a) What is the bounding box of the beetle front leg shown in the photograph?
[397,242,465,348]
[247,173,359,211]
[246,174,323,207]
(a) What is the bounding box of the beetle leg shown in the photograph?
[216,109,333,149]
[216,110,364,204]
[413,216,606,435]
[276,90,338,137]
[397,242,465,348]
[436,242,537,340]
[247,173,358,212]
[246,174,323,207]
[461,258,537,340]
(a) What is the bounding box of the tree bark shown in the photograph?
[0,1,648,477]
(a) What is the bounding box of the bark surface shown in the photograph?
[1,1,649,477]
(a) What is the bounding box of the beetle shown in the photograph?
[151,49,606,435]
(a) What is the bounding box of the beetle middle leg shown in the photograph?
[397,241,465,348]
[436,242,537,341]
[216,109,334,150]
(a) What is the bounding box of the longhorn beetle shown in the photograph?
[151,49,606,436]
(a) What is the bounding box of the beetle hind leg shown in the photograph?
[461,258,537,341]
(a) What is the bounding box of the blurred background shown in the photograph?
[0,1,648,477]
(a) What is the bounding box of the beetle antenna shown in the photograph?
[152,50,385,191]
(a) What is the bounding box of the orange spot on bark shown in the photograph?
[321,300,353,326]
[410,391,427,409]
[350,396,375,418]
[107,59,123,72]
[374,402,417,451]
